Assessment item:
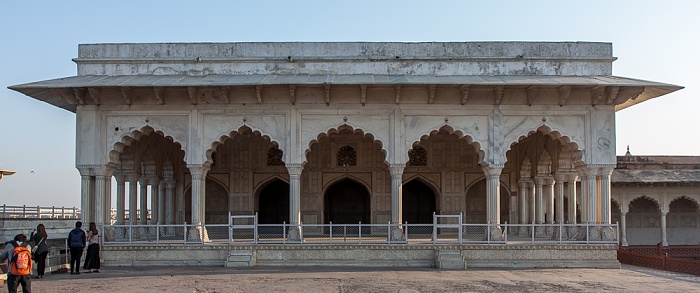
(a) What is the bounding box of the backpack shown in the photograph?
[9,241,32,276]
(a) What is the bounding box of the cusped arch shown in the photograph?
[627,195,661,212]
[322,174,372,196]
[505,124,583,165]
[668,196,700,212]
[207,125,283,166]
[109,125,184,165]
[402,174,442,198]
[305,124,388,167]
[410,125,486,165]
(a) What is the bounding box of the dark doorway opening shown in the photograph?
[403,180,436,234]
[258,179,290,224]
[324,179,371,235]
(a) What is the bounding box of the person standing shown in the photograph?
[0,234,32,293]
[83,222,100,273]
[30,224,49,278]
[67,221,86,275]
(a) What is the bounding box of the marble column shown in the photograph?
[660,207,669,246]
[165,180,175,225]
[577,171,589,224]
[482,165,504,240]
[150,179,160,224]
[115,175,126,225]
[158,181,166,224]
[528,182,535,224]
[79,169,94,224]
[554,174,565,224]
[188,165,209,241]
[139,178,149,224]
[585,168,598,224]
[389,164,405,240]
[599,166,614,224]
[94,174,111,225]
[518,180,529,225]
[127,175,139,224]
[544,178,555,224]
[620,205,629,246]
[286,163,303,241]
[566,174,578,224]
[534,177,545,224]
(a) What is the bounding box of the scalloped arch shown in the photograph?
[506,124,583,165]
[321,174,372,197]
[411,125,486,165]
[108,125,184,165]
[628,195,661,211]
[206,125,283,166]
[403,174,442,197]
[305,124,388,167]
[669,196,700,211]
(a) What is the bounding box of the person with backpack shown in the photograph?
[0,234,33,293]
[30,224,49,278]
[67,221,86,275]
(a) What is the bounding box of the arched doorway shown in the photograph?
[257,179,290,224]
[627,197,660,245]
[403,179,436,224]
[324,179,371,224]
[184,178,229,225]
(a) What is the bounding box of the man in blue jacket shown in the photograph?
[67,221,86,275]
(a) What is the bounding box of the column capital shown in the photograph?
[389,164,405,176]
[126,173,140,183]
[621,205,629,214]
[597,165,616,176]
[286,163,304,176]
[565,173,579,182]
[518,180,532,188]
[553,173,567,182]
[481,164,504,177]
[187,164,210,179]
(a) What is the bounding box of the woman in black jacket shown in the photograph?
[30,223,49,278]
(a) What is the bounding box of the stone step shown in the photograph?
[436,250,465,269]
[226,250,255,267]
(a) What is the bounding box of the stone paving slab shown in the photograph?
[1,264,699,292]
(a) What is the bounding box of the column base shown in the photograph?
[188,226,210,242]
[390,227,405,242]
[287,226,302,242]
[489,226,504,241]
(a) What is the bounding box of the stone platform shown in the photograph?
[102,244,620,269]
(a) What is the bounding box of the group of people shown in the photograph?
[0,221,101,293]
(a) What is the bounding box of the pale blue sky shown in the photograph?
[0,1,698,207]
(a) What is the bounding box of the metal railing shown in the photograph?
[0,205,80,219]
[101,221,619,245]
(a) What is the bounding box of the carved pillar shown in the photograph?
[534,177,545,224]
[599,166,614,224]
[577,171,588,224]
[660,207,669,246]
[554,174,565,224]
[482,165,504,239]
[165,180,176,225]
[389,164,405,240]
[620,205,629,246]
[585,167,598,224]
[566,174,578,224]
[158,180,166,224]
[544,177,554,224]
[150,179,160,223]
[188,165,209,241]
[286,163,303,241]
[518,180,529,225]
[127,174,139,225]
[114,175,126,225]
[139,178,149,224]
[528,182,535,224]
[94,172,112,225]
[78,168,94,224]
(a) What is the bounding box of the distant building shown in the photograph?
[612,152,700,246]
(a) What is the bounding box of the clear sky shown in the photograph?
[0,1,698,208]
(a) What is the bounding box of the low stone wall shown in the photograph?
[102,244,619,269]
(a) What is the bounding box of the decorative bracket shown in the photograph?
[87,87,101,105]
[395,85,401,104]
[324,84,331,106]
[527,86,538,106]
[120,87,132,105]
[427,84,436,104]
[605,86,619,105]
[187,87,198,105]
[460,85,470,105]
[558,86,571,106]
[360,84,367,106]
[590,86,605,105]
[72,88,86,105]
[219,86,230,104]
[494,85,504,105]
[289,85,296,105]
[51,89,75,104]
[153,87,165,105]
[255,85,263,104]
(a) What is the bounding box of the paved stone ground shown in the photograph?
[2,264,699,292]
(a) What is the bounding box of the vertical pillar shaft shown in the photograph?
[165,180,175,224]
[599,167,613,224]
[150,179,160,223]
[620,208,628,246]
[188,166,209,225]
[139,179,148,224]
[586,169,598,224]
[79,173,93,223]
[660,210,668,246]
[115,175,126,225]
[128,175,139,224]
[518,181,529,225]
[389,165,405,224]
[482,165,503,225]
[94,175,110,225]
[544,178,555,224]
[554,175,565,224]
[528,182,535,224]
[158,181,166,224]
[578,173,588,223]
[535,178,544,224]
[286,164,303,225]
[566,174,578,224]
